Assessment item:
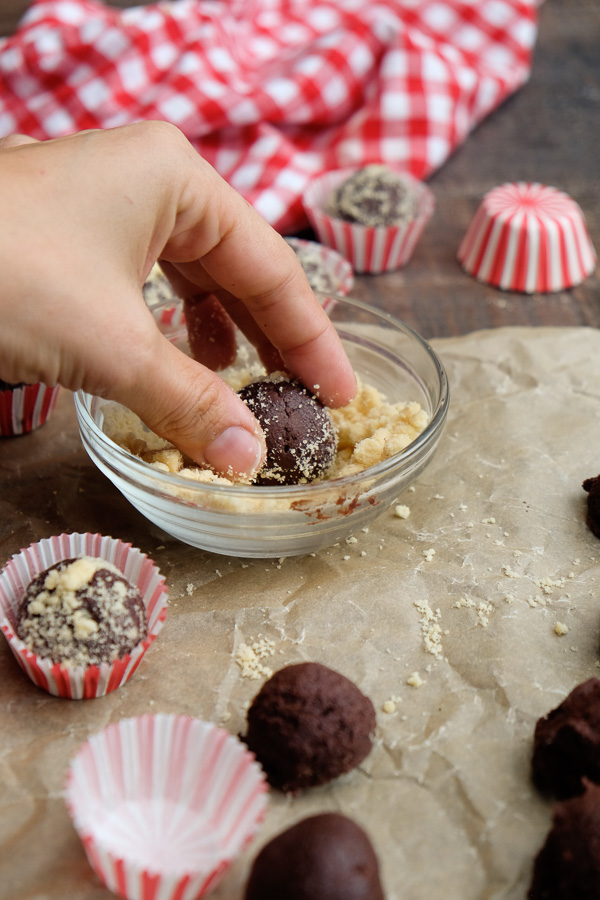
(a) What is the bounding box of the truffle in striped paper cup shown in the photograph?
[0,532,168,699]
[65,715,268,900]
[457,182,597,293]
[285,237,354,303]
[0,379,61,437]
[302,165,435,274]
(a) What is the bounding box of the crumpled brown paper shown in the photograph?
[1,326,599,900]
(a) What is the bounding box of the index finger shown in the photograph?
[160,159,357,407]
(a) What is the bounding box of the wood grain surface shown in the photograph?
[337,0,600,337]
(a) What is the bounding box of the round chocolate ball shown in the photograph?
[529,781,600,899]
[241,661,376,792]
[16,556,148,667]
[328,165,416,228]
[532,678,600,799]
[583,475,600,540]
[244,813,384,900]
[238,376,337,486]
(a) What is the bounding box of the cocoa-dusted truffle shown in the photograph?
[327,164,417,228]
[583,475,600,539]
[528,780,600,899]
[244,813,384,900]
[16,556,148,667]
[241,661,376,792]
[238,376,337,486]
[532,678,600,799]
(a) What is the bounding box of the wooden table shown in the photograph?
[330,0,600,338]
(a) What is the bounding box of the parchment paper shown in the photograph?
[1,326,599,900]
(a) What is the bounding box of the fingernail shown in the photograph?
[204,426,264,479]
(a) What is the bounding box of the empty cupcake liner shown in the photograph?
[0,533,168,699]
[65,714,268,900]
[0,382,61,436]
[457,182,597,293]
[302,167,435,274]
[285,236,354,304]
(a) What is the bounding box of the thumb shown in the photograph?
[113,336,266,480]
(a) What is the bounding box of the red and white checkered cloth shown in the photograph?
[0,0,539,233]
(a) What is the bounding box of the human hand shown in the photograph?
[0,122,356,478]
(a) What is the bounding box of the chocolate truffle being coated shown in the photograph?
[238,376,337,486]
[532,678,600,799]
[528,780,600,899]
[583,475,600,539]
[244,812,384,900]
[241,661,376,792]
[328,164,417,228]
[16,556,148,667]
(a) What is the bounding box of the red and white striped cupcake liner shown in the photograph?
[0,533,168,699]
[0,382,61,436]
[457,182,597,293]
[65,714,268,900]
[302,167,435,274]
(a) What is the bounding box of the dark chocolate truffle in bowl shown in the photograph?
[244,812,384,900]
[16,556,148,667]
[241,661,376,792]
[238,376,337,486]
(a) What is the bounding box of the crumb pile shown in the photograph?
[244,813,384,900]
[240,661,376,792]
[16,557,148,667]
[238,376,337,485]
[103,375,427,488]
[327,165,417,227]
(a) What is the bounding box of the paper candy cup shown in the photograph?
[0,533,168,699]
[302,167,435,274]
[65,715,268,900]
[285,236,354,302]
[457,182,597,293]
[0,382,61,436]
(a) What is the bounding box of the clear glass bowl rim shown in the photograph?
[75,294,449,500]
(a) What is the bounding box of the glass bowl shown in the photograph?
[74,295,449,558]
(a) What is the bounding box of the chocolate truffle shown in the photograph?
[16,556,148,667]
[528,780,600,899]
[241,661,376,792]
[583,475,600,540]
[532,678,600,799]
[327,164,416,228]
[244,813,384,900]
[291,244,336,293]
[238,376,337,486]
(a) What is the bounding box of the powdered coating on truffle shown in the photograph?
[291,244,337,293]
[532,678,600,799]
[528,780,600,899]
[238,377,337,486]
[583,476,600,539]
[16,556,148,667]
[241,661,376,792]
[327,165,417,227]
[244,813,384,900]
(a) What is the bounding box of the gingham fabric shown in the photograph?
[0,0,539,233]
